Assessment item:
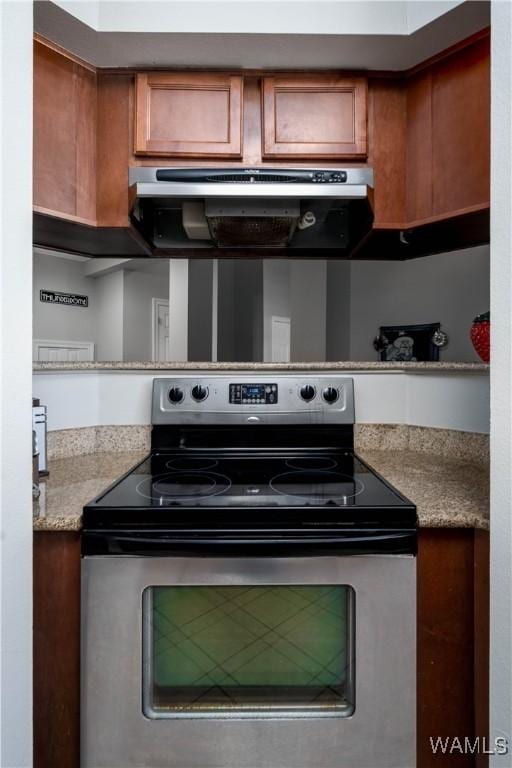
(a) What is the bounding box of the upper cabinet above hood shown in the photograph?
[129,167,374,255]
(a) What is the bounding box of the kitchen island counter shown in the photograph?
[33,448,489,532]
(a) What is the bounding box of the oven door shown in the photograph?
[82,554,415,768]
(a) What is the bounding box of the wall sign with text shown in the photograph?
[40,290,88,308]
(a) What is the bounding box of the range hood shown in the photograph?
[129,167,374,256]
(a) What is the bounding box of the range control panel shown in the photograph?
[229,383,277,404]
[152,375,355,426]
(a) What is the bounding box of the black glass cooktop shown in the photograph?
[84,451,416,529]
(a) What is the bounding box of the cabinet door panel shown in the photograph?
[96,74,131,227]
[406,71,433,223]
[432,37,490,216]
[34,40,97,224]
[75,65,97,222]
[368,79,406,227]
[262,76,367,159]
[34,43,77,217]
[134,73,243,157]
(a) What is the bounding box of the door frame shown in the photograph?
[271,315,291,363]
[151,298,170,362]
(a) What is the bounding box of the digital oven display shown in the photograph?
[229,383,278,404]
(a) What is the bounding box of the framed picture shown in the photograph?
[373,322,446,362]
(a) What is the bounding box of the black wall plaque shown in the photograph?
[40,290,88,308]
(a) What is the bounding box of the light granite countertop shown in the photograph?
[33,448,489,532]
[33,361,489,373]
[33,451,147,531]
[360,450,489,530]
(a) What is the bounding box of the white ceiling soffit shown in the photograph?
[84,258,170,277]
[33,247,90,262]
[35,1,489,70]
[47,0,465,35]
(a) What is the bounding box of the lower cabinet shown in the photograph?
[34,532,80,768]
[417,529,490,768]
[33,528,489,768]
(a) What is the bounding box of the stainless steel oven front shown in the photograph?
[81,553,416,768]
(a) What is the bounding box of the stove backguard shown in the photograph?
[151,423,355,452]
[150,374,356,451]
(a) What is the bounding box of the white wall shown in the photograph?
[123,265,169,362]
[33,256,171,361]
[54,0,468,36]
[349,246,490,362]
[490,2,512,763]
[0,2,33,765]
[263,260,291,361]
[33,252,97,344]
[168,260,189,361]
[95,270,125,360]
[33,370,490,435]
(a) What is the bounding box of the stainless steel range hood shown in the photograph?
[128,167,374,255]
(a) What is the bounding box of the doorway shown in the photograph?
[152,299,170,362]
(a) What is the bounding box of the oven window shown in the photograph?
[142,585,355,718]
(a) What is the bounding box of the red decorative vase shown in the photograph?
[470,311,490,363]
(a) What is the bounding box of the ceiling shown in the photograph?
[34,0,489,70]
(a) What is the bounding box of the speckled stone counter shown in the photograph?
[359,450,489,530]
[33,451,146,531]
[33,361,488,372]
[33,446,489,532]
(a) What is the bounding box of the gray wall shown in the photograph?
[33,253,97,343]
[188,259,213,361]
[217,260,263,362]
[290,260,327,361]
[34,247,490,363]
[217,260,236,361]
[262,259,329,362]
[326,260,351,360]
[233,261,263,362]
[349,245,490,362]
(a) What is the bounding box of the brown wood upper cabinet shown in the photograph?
[261,75,368,160]
[33,40,96,224]
[405,35,490,224]
[134,73,243,158]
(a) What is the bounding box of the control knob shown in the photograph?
[300,384,316,402]
[168,386,184,404]
[322,386,339,404]
[191,384,208,402]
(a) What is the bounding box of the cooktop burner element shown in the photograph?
[165,457,219,471]
[136,471,231,501]
[285,457,338,470]
[270,470,364,500]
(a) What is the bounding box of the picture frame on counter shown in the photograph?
[373,322,448,362]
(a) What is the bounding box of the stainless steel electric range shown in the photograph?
[81,374,417,768]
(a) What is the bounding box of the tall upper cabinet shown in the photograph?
[33,40,96,225]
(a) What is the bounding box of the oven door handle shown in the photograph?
[82,529,417,556]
